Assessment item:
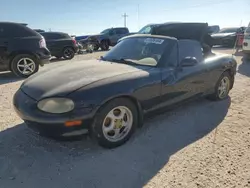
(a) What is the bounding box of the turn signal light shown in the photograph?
[65,120,82,127]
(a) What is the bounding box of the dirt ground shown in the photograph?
[0,49,249,188]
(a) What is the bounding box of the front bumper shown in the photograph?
[13,89,96,137]
[73,45,79,53]
[79,39,100,49]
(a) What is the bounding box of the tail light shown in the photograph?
[72,39,77,45]
[39,37,47,48]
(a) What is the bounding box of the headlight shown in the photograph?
[37,98,74,114]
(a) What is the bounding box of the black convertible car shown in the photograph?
[13,25,237,148]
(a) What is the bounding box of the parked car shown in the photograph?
[34,29,45,33]
[207,25,220,34]
[13,25,237,148]
[40,32,78,60]
[211,27,246,47]
[124,22,214,52]
[76,27,133,51]
[243,24,250,56]
[0,22,51,77]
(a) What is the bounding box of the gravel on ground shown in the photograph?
[0,49,249,188]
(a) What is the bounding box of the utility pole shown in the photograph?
[122,13,128,27]
[137,4,140,30]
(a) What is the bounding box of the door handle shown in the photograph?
[192,80,204,84]
[162,75,176,85]
[3,41,8,45]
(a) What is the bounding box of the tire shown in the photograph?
[100,40,109,51]
[86,43,94,53]
[11,54,39,78]
[63,47,75,60]
[94,45,99,51]
[90,98,138,148]
[243,52,250,60]
[207,72,232,101]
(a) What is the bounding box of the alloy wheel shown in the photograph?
[102,106,133,142]
[64,48,74,59]
[218,77,230,99]
[16,58,36,76]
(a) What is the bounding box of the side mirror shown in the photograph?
[180,57,198,67]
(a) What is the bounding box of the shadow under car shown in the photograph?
[0,97,231,188]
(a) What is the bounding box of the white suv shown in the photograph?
[243,24,250,56]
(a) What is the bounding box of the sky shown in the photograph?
[0,0,249,36]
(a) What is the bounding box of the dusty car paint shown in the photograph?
[13,34,237,138]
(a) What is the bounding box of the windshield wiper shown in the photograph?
[109,58,138,65]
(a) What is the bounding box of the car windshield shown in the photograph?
[102,37,170,67]
[100,29,110,34]
[218,28,238,33]
[138,25,153,34]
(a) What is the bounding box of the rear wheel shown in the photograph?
[11,54,39,78]
[63,47,75,60]
[207,72,232,101]
[100,40,109,51]
[94,45,99,51]
[90,98,138,148]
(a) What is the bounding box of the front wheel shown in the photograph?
[63,47,75,60]
[90,98,138,148]
[11,54,39,78]
[207,72,232,101]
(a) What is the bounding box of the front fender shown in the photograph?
[68,69,162,111]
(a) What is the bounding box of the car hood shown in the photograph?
[21,60,152,101]
[211,32,235,38]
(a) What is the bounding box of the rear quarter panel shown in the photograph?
[6,37,42,64]
[51,39,74,55]
[204,53,237,89]
[8,37,41,53]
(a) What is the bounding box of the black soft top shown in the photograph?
[151,22,209,41]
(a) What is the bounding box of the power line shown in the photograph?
[122,13,128,27]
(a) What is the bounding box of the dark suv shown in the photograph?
[0,22,51,78]
[40,32,78,60]
[76,27,132,51]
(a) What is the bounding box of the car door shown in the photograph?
[42,33,60,56]
[0,24,10,70]
[116,28,128,40]
[160,40,210,107]
[108,29,117,46]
